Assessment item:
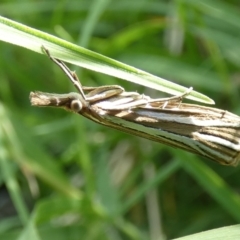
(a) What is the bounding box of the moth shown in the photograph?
[30,47,240,166]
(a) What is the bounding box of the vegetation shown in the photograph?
[0,0,240,239]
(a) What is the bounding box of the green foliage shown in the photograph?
[1,0,240,239]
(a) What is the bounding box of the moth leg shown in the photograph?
[161,87,193,108]
[85,85,125,102]
[41,46,86,100]
[148,87,193,105]
[119,87,193,109]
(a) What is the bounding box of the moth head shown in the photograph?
[30,92,87,113]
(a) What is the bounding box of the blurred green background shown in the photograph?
[1,0,240,239]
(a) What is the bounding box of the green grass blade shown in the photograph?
[174,224,240,240]
[0,15,214,104]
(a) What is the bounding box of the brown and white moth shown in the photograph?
[30,47,240,166]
